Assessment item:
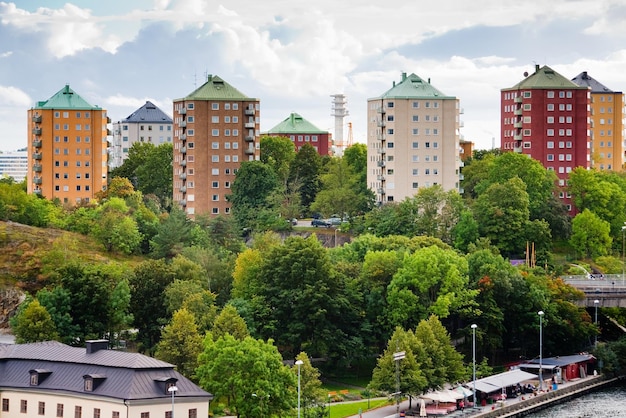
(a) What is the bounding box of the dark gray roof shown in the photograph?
[0,341,211,401]
[123,101,172,123]
[523,353,595,367]
[571,71,616,93]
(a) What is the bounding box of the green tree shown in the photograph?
[570,209,612,258]
[293,352,326,417]
[150,206,192,259]
[289,144,322,216]
[196,334,297,418]
[311,157,360,218]
[155,308,203,379]
[135,142,173,208]
[212,304,249,340]
[36,287,79,344]
[260,135,296,183]
[10,299,60,343]
[92,198,142,254]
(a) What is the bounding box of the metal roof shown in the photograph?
[571,71,618,93]
[504,65,587,91]
[0,341,211,401]
[522,353,595,367]
[266,113,326,134]
[123,101,172,123]
[470,369,537,394]
[33,84,101,110]
[178,74,256,101]
[370,72,455,100]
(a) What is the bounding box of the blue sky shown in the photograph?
[1,0,626,152]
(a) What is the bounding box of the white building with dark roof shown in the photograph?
[110,102,173,169]
[0,150,28,183]
[0,340,211,418]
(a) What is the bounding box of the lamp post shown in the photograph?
[594,299,600,347]
[471,324,477,409]
[393,350,406,415]
[168,385,178,418]
[538,311,544,391]
[296,359,304,418]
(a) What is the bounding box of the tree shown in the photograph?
[343,143,375,214]
[155,308,203,380]
[150,206,192,259]
[212,304,249,340]
[570,209,612,258]
[36,287,79,344]
[293,352,326,417]
[289,144,322,216]
[311,157,361,218]
[10,299,60,343]
[92,198,142,254]
[260,135,296,184]
[228,161,280,230]
[196,334,297,418]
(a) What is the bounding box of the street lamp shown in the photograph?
[538,311,544,391]
[168,385,178,418]
[471,324,477,409]
[296,359,304,418]
[594,299,600,347]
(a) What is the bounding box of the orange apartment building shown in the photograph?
[173,75,260,217]
[571,71,625,171]
[27,85,109,205]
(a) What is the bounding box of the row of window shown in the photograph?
[503,91,574,100]
[54,136,91,143]
[54,148,92,155]
[546,154,574,161]
[209,142,240,150]
[53,124,92,131]
[52,185,92,192]
[290,135,319,142]
[2,399,196,418]
[55,172,92,179]
[384,128,440,135]
[53,112,92,118]
[55,161,92,167]
[183,155,240,163]
[183,129,245,137]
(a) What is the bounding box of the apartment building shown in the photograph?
[0,150,28,183]
[571,71,625,171]
[501,65,590,212]
[110,101,173,169]
[26,85,109,205]
[367,72,462,204]
[265,112,332,156]
[173,75,260,217]
[0,340,211,418]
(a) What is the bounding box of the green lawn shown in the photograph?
[329,398,393,418]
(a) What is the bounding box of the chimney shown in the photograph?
[583,71,589,79]
[535,64,540,73]
[86,340,109,354]
[401,72,407,81]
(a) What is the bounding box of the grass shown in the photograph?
[329,398,393,418]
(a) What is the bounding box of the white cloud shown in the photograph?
[0,85,31,106]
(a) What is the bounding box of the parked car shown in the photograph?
[291,218,298,226]
[312,219,332,228]
[328,217,342,225]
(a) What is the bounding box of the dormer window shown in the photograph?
[84,378,93,392]
[154,377,178,395]
[83,374,106,392]
[29,369,52,386]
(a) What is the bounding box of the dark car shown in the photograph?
[312,219,332,228]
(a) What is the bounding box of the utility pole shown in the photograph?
[393,350,406,415]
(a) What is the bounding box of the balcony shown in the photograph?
[32,115,42,123]
[106,116,112,123]
[459,173,464,181]
[245,148,255,155]
[32,152,42,160]
[180,160,187,167]
[180,134,187,141]
[180,186,187,193]
[514,109,523,116]
[514,122,523,128]
[245,108,255,116]
[377,121,386,128]
[377,148,386,154]
[244,122,255,129]
[32,128,42,136]
[179,108,187,115]
[33,139,42,148]
[33,164,42,172]
[179,173,187,180]
[34,189,42,195]
[459,121,464,128]
[514,134,522,141]
[377,161,386,167]
[377,134,386,141]
[180,146,187,154]
[245,135,254,142]
[33,177,43,185]
[513,146,522,153]
[180,199,187,206]
[459,108,465,114]
[377,107,386,114]
[107,129,112,136]
[514,96,523,103]
[377,188,385,194]
[179,121,187,128]
[377,175,385,181]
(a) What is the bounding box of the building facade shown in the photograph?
[26,85,109,205]
[571,71,625,171]
[0,150,28,183]
[173,75,260,217]
[110,101,173,169]
[367,72,463,204]
[265,113,331,156]
[501,65,591,212]
[0,340,211,418]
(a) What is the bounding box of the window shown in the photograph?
[211,103,218,110]
[412,169,418,175]
[547,141,554,149]
[523,142,531,148]
[387,129,394,135]
[187,129,194,136]
[166,413,172,418]
[212,155,219,162]
[212,168,219,175]
[412,142,419,149]
[387,102,394,108]
[547,154,554,161]
[212,142,219,149]
[412,128,419,135]
[212,181,219,188]
[387,142,394,148]
[94,409,100,418]
[21,400,27,413]
[547,104,554,111]
[212,116,219,123]
[212,129,219,136]
[188,409,197,418]
[412,115,419,122]
[523,129,531,136]
[523,91,531,98]
[547,129,554,136]
[212,208,219,215]
[387,115,394,122]
[57,404,63,417]
[547,116,554,123]
[3,399,9,412]
[112,413,119,418]
[39,403,45,416]
[212,195,219,201]
[412,101,419,108]
[547,91,554,98]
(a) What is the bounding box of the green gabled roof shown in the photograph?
[370,73,454,100]
[34,85,100,110]
[179,74,255,101]
[504,65,587,91]
[267,113,326,134]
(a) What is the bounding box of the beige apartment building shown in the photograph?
[571,71,625,171]
[367,72,462,204]
[172,75,260,217]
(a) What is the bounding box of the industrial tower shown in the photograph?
[330,94,349,156]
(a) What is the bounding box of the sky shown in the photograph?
[1,0,626,152]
